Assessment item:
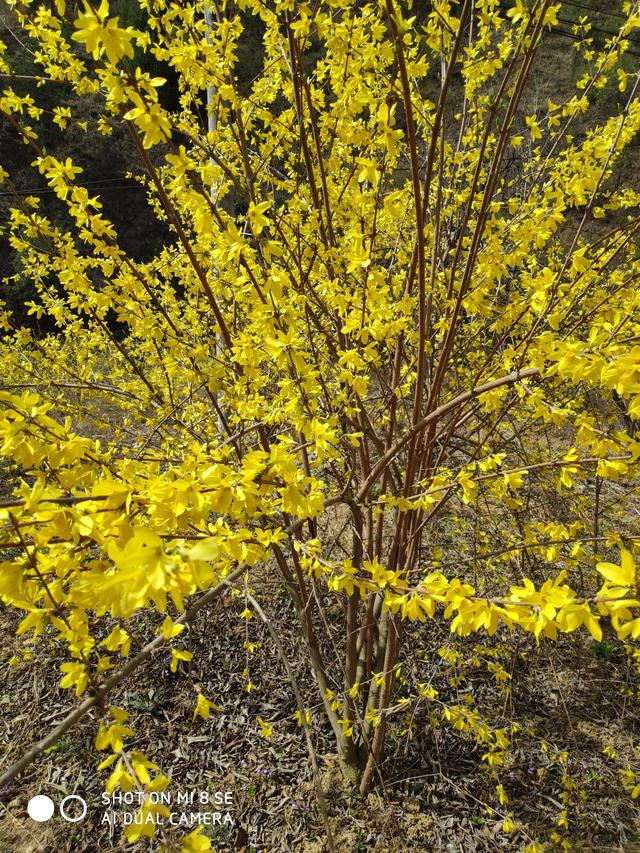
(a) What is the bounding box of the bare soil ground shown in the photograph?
[1,572,639,853]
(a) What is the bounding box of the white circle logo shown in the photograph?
[27,795,55,822]
[59,794,87,823]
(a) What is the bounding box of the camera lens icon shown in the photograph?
[27,795,55,823]
[59,795,87,822]
[27,794,87,823]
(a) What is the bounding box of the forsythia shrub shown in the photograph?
[0,0,639,847]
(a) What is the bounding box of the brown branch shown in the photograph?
[356,367,540,502]
[242,590,336,853]
[0,564,246,787]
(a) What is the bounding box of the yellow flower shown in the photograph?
[525,114,542,141]
[182,829,212,852]
[248,201,270,236]
[292,709,312,727]
[193,692,218,720]
[596,549,636,589]
[160,615,185,640]
[170,648,193,673]
[73,0,139,65]
[257,717,274,739]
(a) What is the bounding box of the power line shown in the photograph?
[496,1,640,59]
[555,13,640,47]
[546,25,640,58]
[0,178,147,198]
[557,0,629,21]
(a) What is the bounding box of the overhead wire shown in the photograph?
[0,0,637,205]
[0,178,147,198]
[496,0,640,58]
